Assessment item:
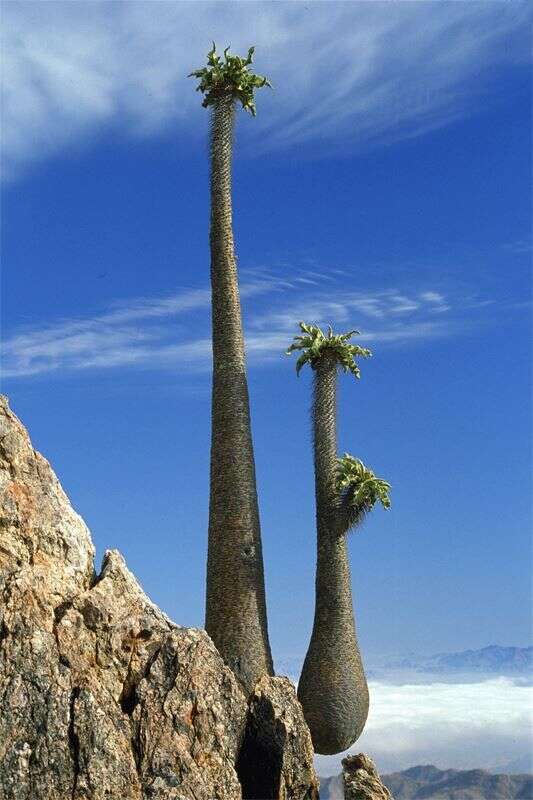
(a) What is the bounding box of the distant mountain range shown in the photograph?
[382,645,532,674]
[319,765,533,800]
[494,755,533,775]
[384,765,533,799]
[278,645,533,682]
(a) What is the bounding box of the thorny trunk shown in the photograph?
[297,353,369,755]
[205,93,273,692]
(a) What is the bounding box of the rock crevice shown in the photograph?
[68,687,81,800]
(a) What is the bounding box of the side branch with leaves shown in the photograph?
[336,454,391,535]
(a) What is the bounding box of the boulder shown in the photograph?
[342,755,392,800]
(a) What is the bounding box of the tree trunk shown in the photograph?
[205,93,273,693]
[297,353,369,754]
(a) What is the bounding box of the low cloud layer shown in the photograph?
[3,2,530,178]
[316,677,533,777]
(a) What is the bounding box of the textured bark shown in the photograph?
[0,395,318,799]
[297,355,369,755]
[342,755,392,800]
[205,92,273,692]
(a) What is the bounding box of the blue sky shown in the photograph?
[2,1,531,678]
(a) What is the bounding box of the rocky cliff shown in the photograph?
[0,396,319,800]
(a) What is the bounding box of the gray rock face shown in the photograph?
[0,396,318,799]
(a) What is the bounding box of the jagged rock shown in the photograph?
[0,394,95,603]
[238,676,319,800]
[0,396,319,799]
[342,755,393,800]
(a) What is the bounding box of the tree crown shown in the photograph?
[336,454,391,520]
[286,322,372,377]
[188,43,272,116]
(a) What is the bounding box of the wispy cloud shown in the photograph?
[1,271,290,377]
[1,269,487,380]
[316,677,533,777]
[502,239,532,255]
[2,2,530,178]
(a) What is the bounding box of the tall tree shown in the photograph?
[287,323,391,754]
[189,44,274,691]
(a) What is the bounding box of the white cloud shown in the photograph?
[316,677,533,777]
[2,2,530,178]
[420,292,444,304]
[1,275,458,379]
